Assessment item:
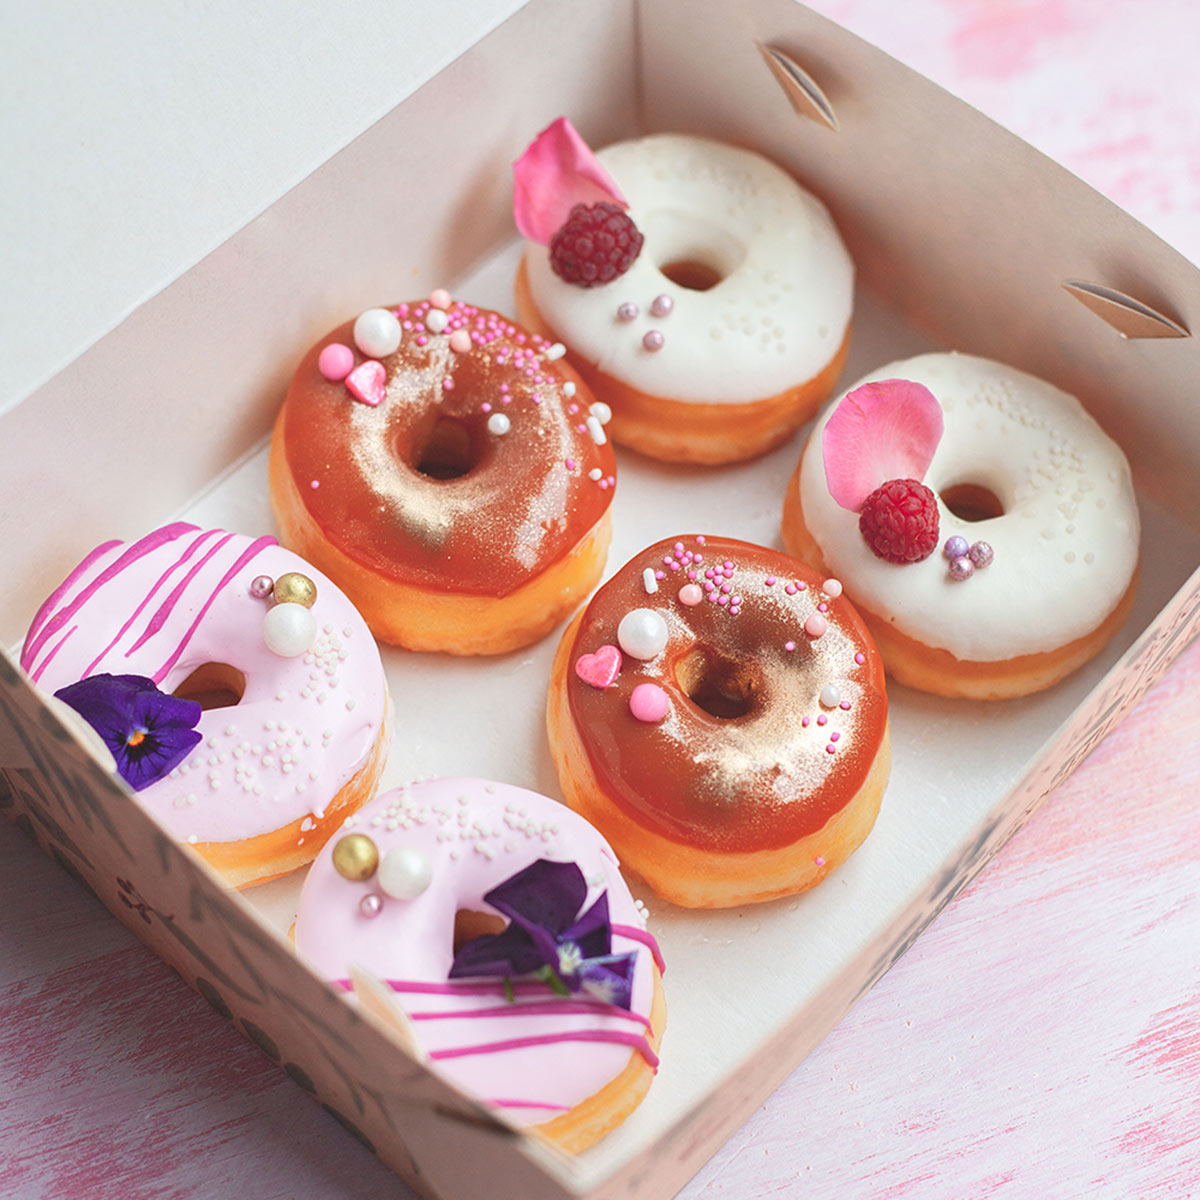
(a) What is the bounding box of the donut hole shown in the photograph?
[411,416,477,481]
[172,662,246,711]
[659,259,724,292]
[453,908,508,953]
[675,647,759,720]
[644,211,746,293]
[939,482,1005,523]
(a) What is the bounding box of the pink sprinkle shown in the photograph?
[717,594,729,606]
[723,560,733,570]
[499,384,509,392]
[805,613,827,639]
[830,731,840,742]
[696,536,706,545]
[565,458,576,471]
[785,584,797,595]
[481,402,492,413]
[598,479,609,490]
[801,715,810,726]
[817,714,828,726]
[818,602,828,612]
[730,606,741,615]
[317,342,354,381]
[815,856,826,867]
[655,570,665,580]
[826,744,836,754]
[442,378,454,391]
[855,652,865,665]
[629,683,670,723]
[765,576,776,586]
[731,595,742,605]
[416,335,428,347]
[797,581,808,591]
[721,582,732,594]
[785,641,796,652]
[310,480,320,490]
[840,701,851,710]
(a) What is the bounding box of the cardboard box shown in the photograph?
[3,1,1200,1197]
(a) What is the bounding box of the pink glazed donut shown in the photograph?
[21,522,392,888]
[293,778,667,1153]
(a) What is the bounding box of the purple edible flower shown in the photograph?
[54,673,202,792]
[450,859,638,1010]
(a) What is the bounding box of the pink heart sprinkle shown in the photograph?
[574,644,622,689]
[345,360,386,406]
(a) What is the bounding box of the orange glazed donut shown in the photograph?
[269,291,618,655]
[547,536,890,908]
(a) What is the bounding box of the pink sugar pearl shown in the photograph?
[429,287,452,310]
[317,342,355,381]
[804,613,828,639]
[448,328,472,354]
[678,584,703,606]
[629,683,670,724]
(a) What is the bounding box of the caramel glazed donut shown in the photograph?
[270,291,618,655]
[516,134,854,464]
[21,524,392,887]
[548,536,890,908]
[294,778,666,1154]
[783,353,1141,699]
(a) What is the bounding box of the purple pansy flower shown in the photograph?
[449,859,638,1010]
[54,673,202,792]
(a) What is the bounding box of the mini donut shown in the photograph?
[292,778,666,1154]
[514,130,854,465]
[21,523,392,887]
[269,292,618,655]
[782,352,1141,699]
[547,536,890,908]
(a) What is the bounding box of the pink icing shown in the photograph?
[294,778,660,1126]
[23,524,389,846]
[821,378,944,512]
[512,117,629,245]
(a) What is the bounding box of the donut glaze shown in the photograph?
[21,524,390,884]
[549,537,890,906]
[273,299,616,598]
[786,352,1140,696]
[293,779,665,1152]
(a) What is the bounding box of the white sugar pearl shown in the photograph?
[589,401,613,426]
[487,413,511,435]
[353,308,402,358]
[617,608,669,660]
[425,309,449,334]
[819,684,842,709]
[263,602,318,657]
[378,845,433,900]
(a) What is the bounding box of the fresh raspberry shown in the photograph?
[858,478,940,563]
[549,202,644,287]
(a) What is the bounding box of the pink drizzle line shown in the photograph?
[24,523,197,679]
[150,536,275,684]
[81,528,222,678]
[611,923,666,974]
[22,538,122,659]
[430,1029,659,1069]
[126,532,237,656]
[488,1098,569,1112]
[408,1000,653,1032]
[34,625,79,681]
[334,978,561,997]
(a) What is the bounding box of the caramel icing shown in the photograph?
[281,301,617,596]
[565,536,888,855]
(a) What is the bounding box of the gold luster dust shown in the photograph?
[332,833,379,881]
[273,571,317,608]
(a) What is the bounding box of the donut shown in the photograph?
[20,523,392,887]
[546,535,890,908]
[512,121,854,465]
[269,290,618,655]
[782,352,1141,699]
[292,778,666,1154]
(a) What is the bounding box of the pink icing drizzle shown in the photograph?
[408,1000,653,1032]
[23,538,121,652]
[430,1029,659,1069]
[488,1099,570,1112]
[611,923,666,974]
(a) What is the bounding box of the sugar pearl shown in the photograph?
[250,575,274,600]
[263,602,317,657]
[678,583,703,606]
[819,684,842,708]
[448,328,472,354]
[487,413,511,436]
[589,401,613,426]
[822,578,843,598]
[378,845,433,900]
[804,613,827,639]
[317,342,355,381]
[617,608,669,660]
[943,535,970,561]
[429,288,452,310]
[425,309,449,334]
[949,555,975,581]
[273,571,317,609]
[650,293,674,318]
[629,683,670,723]
[353,308,402,358]
[969,540,994,568]
[617,302,639,322]
[359,893,384,918]
[331,833,379,881]
[642,330,665,352]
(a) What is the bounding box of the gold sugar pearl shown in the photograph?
[331,833,379,881]
[273,571,317,609]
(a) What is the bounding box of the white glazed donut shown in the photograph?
[783,352,1140,698]
[21,523,392,885]
[293,778,666,1153]
[516,133,854,464]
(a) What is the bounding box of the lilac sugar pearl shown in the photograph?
[616,302,639,322]
[642,330,665,352]
[650,293,674,318]
[948,556,975,581]
[250,575,274,599]
[943,535,970,561]
[969,540,994,568]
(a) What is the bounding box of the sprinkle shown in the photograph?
[629,683,670,723]
[801,715,810,726]
[784,640,796,652]
[817,713,828,726]
[425,309,449,334]
[830,732,841,742]
[765,576,776,586]
[487,413,511,436]
[642,568,658,595]
[826,744,836,754]
[819,684,841,708]
[854,652,865,665]
[565,457,576,471]
[589,401,613,425]
[544,342,566,360]
[815,856,826,867]
[310,480,320,489]
[804,613,827,639]
[840,700,851,710]
[589,467,603,481]
[586,416,607,445]
[563,381,576,397]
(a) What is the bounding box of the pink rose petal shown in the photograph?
[345,360,386,406]
[513,117,629,245]
[821,379,944,512]
[574,644,622,689]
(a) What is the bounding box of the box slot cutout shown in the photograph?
[757,43,839,131]
[1062,280,1190,339]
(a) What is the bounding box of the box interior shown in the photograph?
[4,1,1200,1196]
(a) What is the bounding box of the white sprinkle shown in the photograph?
[187,834,198,844]
[563,381,576,397]
[425,309,449,334]
[586,416,607,445]
[588,467,603,481]
[487,412,511,436]
[589,401,612,425]
[544,342,566,360]
[642,568,659,595]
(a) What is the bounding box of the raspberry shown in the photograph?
[858,478,940,563]
[549,202,644,287]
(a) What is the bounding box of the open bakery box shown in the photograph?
[3,1,1200,1197]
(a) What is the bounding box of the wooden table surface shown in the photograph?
[3,1,1198,1197]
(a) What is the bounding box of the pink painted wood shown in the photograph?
[3,2,1198,1197]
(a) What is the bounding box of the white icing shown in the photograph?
[524,134,854,403]
[797,353,1140,661]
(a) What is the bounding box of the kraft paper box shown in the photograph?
[3,2,1200,1198]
